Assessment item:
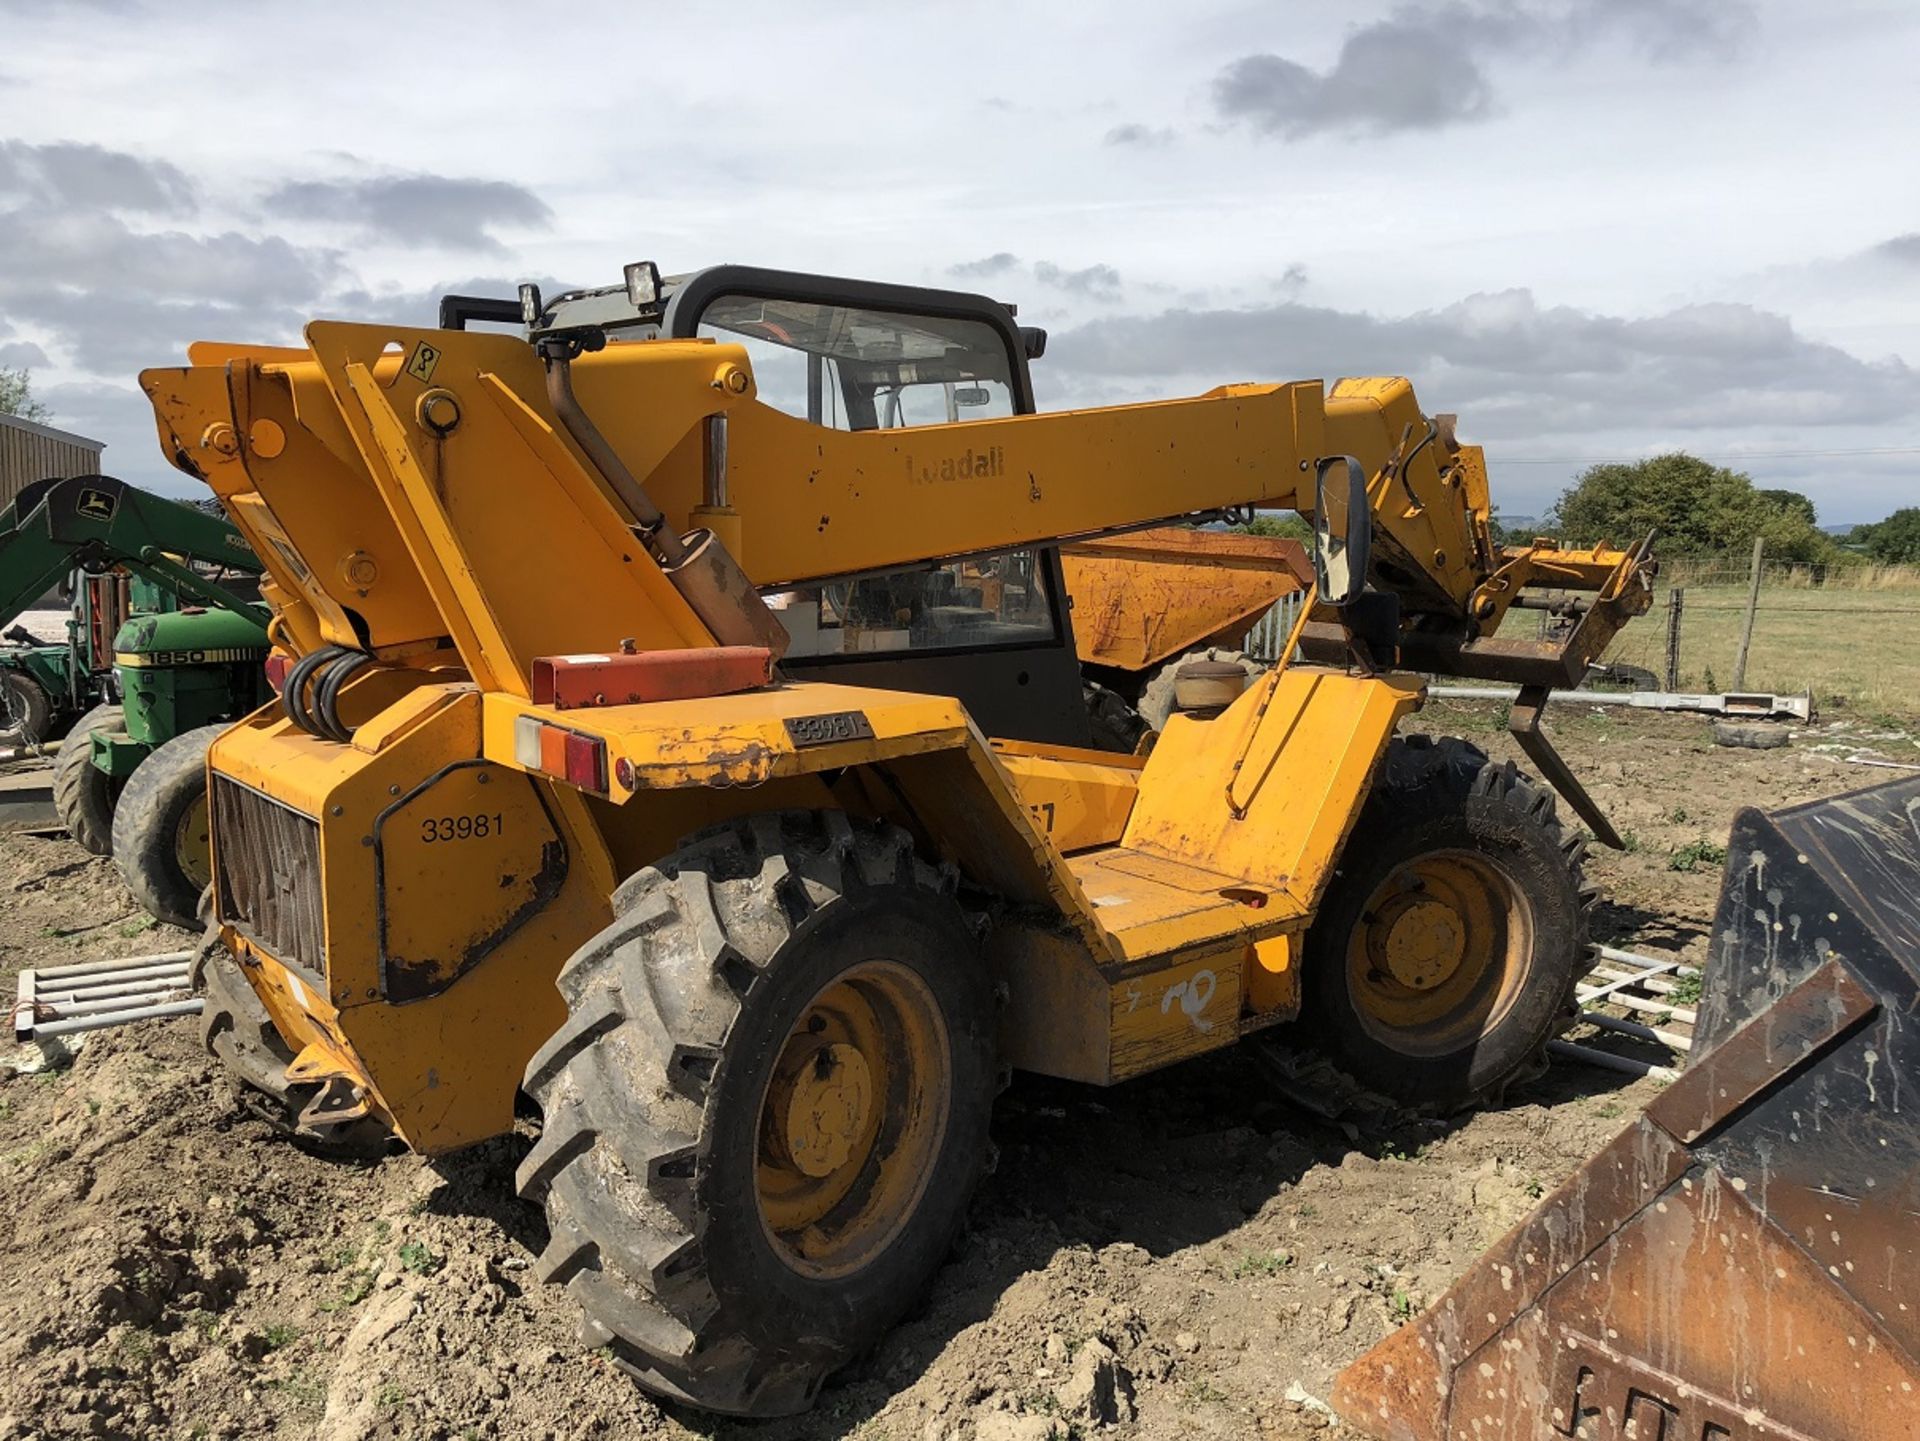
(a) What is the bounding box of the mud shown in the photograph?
[0,701,1894,1440]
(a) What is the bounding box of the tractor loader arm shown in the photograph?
[0,472,265,630]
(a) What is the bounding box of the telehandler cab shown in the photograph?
[140,263,1652,1414]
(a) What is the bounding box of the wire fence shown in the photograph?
[1237,560,1920,715]
[1587,558,1920,714]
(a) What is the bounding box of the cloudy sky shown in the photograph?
[2,0,1917,525]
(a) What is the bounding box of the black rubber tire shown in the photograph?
[1137,647,1264,732]
[199,947,392,1157]
[1302,735,1593,1111]
[1083,680,1147,753]
[112,724,222,929]
[1,669,53,743]
[518,810,998,1416]
[53,704,125,856]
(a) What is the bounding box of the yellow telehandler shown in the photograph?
[140,263,1652,1415]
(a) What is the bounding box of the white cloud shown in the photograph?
[0,0,1911,521]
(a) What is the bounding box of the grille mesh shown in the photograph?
[212,777,324,974]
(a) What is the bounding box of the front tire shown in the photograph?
[1303,736,1592,1110]
[53,704,125,856]
[199,947,392,1157]
[518,811,998,1416]
[113,724,221,928]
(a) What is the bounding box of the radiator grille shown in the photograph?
[212,777,324,974]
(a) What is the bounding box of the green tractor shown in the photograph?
[1,474,274,926]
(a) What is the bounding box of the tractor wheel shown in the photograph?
[53,704,125,856]
[1302,736,1592,1111]
[112,724,221,929]
[199,947,393,1157]
[1082,680,1147,753]
[1,670,53,743]
[1137,647,1263,732]
[518,810,998,1416]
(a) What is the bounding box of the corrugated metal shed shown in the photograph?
[1,411,105,510]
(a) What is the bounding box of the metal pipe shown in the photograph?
[1594,944,1699,975]
[1547,1038,1679,1082]
[38,975,192,1005]
[35,990,193,1019]
[1589,966,1687,997]
[1578,1010,1694,1052]
[32,950,194,979]
[35,962,194,991]
[1591,990,1698,1024]
[541,348,687,566]
[33,998,202,1038]
[1577,959,1685,1006]
[704,413,729,508]
[1428,685,1811,721]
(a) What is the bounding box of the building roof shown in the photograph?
[0,409,105,452]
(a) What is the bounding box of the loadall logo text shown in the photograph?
[907,447,1005,485]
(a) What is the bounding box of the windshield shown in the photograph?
[696,295,1017,430]
[692,291,1051,657]
[767,550,1056,659]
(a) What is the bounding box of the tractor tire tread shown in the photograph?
[111,723,224,929]
[197,948,392,1157]
[520,809,982,1417]
[1304,735,1588,1113]
[52,704,123,856]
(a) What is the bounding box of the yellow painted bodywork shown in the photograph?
[1060,527,1312,673]
[138,308,1635,1154]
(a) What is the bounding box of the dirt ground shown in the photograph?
[0,699,1910,1441]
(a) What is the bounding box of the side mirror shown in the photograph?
[1312,456,1372,606]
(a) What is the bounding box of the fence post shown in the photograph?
[1731,536,1765,692]
[1664,587,1685,691]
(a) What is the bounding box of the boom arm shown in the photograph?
[139,317,1648,697]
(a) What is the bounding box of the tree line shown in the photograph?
[1547,453,1916,566]
[1232,451,1918,567]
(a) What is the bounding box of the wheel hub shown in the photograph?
[1378,896,1466,990]
[755,960,952,1279]
[176,793,213,893]
[1347,851,1535,1054]
[775,1042,874,1178]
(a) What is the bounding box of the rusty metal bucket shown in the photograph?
[1334,774,1920,1441]
[1059,527,1311,675]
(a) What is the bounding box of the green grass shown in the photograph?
[1599,581,1920,713]
[1668,839,1728,873]
[397,1240,444,1276]
[1231,1249,1294,1279]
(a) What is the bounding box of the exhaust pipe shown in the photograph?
[541,343,789,659]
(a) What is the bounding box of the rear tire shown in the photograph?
[1083,680,1146,753]
[1303,736,1592,1110]
[53,704,124,856]
[1,670,52,743]
[518,810,998,1416]
[112,724,221,929]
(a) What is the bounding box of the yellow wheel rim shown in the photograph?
[176,792,213,892]
[755,960,950,1279]
[1346,850,1533,1057]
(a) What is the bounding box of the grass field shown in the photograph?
[1597,581,1920,717]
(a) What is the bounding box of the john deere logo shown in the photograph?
[77,487,117,521]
